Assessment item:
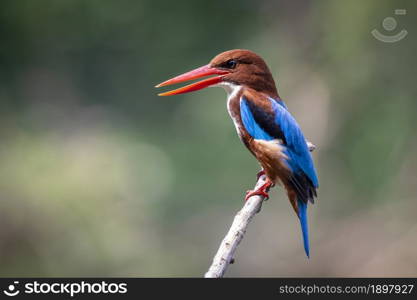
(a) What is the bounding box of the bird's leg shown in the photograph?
[245,178,274,201]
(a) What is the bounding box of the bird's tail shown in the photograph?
[297,198,310,258]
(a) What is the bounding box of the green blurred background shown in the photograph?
[1,0,416,277]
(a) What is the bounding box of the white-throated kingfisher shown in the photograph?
[156,49,318,258]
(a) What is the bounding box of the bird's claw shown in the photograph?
[245,189,270,201]
[245,180,273,201]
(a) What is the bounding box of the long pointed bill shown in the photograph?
[155,64,229,96]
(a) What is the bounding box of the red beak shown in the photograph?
[155,64,229,96]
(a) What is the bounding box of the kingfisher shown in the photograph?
[156,49,318,257]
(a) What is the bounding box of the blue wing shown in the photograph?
[240,97,274,141]
[240,96,318,190]
[270,99,319,189]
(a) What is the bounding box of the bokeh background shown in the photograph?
[1,0,416,277]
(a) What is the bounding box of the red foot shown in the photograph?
[245,180,273,201]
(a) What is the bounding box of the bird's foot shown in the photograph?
[245,179,274,201]
[256,169,266,180]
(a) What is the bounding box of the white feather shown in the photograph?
[215,82,242,136]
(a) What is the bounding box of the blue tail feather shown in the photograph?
[297,199,310,258]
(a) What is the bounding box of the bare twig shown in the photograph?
[204,175,268,278]
[204,141,315,278]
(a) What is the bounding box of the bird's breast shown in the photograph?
[226,92,256,155]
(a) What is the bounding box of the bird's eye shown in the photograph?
[225,59,237,69]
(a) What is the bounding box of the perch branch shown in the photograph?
[204,140,316,278]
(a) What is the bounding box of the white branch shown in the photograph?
[204,175,268,278]
[204,141,315,278]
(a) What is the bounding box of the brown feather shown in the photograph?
[209,49,280,99]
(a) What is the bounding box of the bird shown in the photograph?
[155,49,318,258]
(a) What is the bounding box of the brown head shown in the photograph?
[156,49,278,98]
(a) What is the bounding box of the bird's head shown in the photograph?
[156,49,278,97]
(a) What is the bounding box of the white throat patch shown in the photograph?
[214,82,243,137]
[216,82,242,101]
